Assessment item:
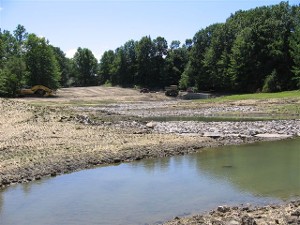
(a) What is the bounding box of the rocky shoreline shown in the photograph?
[163,200,300,225]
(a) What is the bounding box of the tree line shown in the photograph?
[0,2,299,97]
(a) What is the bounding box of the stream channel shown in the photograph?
[0,138,299,225]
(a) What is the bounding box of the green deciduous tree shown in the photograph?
[0,57,26,97]
[25,34,60,89]
[0,25,27,96]
[290,25,300,88]
[135,36,156,87]
[99,50,115,85]
[184,24,221,90]
[73,47,98,86]
[164,43,189,87]
[50,46,72,87]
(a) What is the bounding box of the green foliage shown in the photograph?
[186,1,299,93]
[51,46,72,87]
[211,90,300,102]
[164,45,189,87]
[103,80,112,87]
[0,68,18,97]
[25,34,61,89]
[135,36,156,87]
[73,47,98,86]
[99,50,116,85]
[179,64,190,90]
[0,56,26,96]
[0,26,27,97]
[262,70,281,93]
[290,26,300,88]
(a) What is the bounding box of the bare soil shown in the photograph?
[1,86,299,224]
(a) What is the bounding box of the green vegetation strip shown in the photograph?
[214,91,300,101]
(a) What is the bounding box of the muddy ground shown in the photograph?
[1,86,300,224]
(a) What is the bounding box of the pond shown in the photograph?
[0,138,299,225]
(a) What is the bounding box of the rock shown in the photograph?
[241,206,249,211]
[287,216,298,224]
[50,172,57,177]
[291,209,300,217]
[241,215,257,225]
[254,133,293,138]
[249,130,259,136]
[227,220,240,225]
[146,121,156,128]
[217,205,230,213]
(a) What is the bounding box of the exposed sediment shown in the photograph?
[163,200,300,225]
[1,93,300,225]
[1,98,300,188]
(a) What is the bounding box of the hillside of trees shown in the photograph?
[0,2,299,97]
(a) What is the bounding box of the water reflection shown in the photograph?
[0,193,3,213]
[134,138,300,200]
[0,138,299,225]
[192,138,300,199]
[131,157,172,173]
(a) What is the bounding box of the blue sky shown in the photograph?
[1,0,299,60]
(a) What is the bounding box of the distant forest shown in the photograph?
[0,2,299,97]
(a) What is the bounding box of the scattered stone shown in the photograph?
[287,216,298,224]
[146,121,156,128]
[241,215,257,225]
[227,220,240,225]
[291,209,300,217]
[217,205,230,213]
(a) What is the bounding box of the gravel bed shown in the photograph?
[117,120,300,138]
[75,102,258,117]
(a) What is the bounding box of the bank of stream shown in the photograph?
[1,95,300,224]
[0,138,299,225]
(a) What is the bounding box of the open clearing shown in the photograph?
[1,86,300,225]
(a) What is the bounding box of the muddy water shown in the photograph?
[0,139,299,225]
